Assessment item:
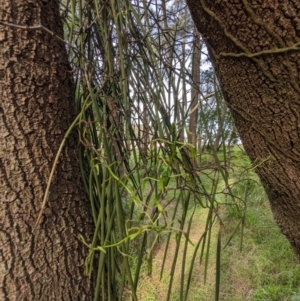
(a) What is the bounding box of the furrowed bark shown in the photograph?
[186,0,300,258]
[0,0,94,299]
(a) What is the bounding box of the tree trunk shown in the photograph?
[213,100,227,152]
[186,0,300,259]
[0,1,94,300]
[188,28,201,147]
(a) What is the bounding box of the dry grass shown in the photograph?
[135,208,218,301]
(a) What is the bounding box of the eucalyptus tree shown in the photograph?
[188,28,201,146]
[0,1,94,300]
[186,0,300,258]
[197,69,235,153]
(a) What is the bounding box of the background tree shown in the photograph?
[188,28,201,146]
[186,0,300,258]
[197,69,235,154]
[0,1,94,300]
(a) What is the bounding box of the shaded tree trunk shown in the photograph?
[188,28,201,147]
[187,0,300,259]
[213,100,227,152]
[0,1,94,300]
[180,29,188,143]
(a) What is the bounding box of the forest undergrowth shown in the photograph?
[133,147,300,301]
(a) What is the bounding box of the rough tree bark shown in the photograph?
[186,0,300,259]
[0,1,94,300]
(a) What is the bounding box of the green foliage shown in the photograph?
[65,0,222,294]
[219,151,300,301]
[58,1,298,300]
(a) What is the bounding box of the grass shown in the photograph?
[220,196,300,301]
[134,208,218,301]
[128,146,300,301]
[217,146,300,301]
